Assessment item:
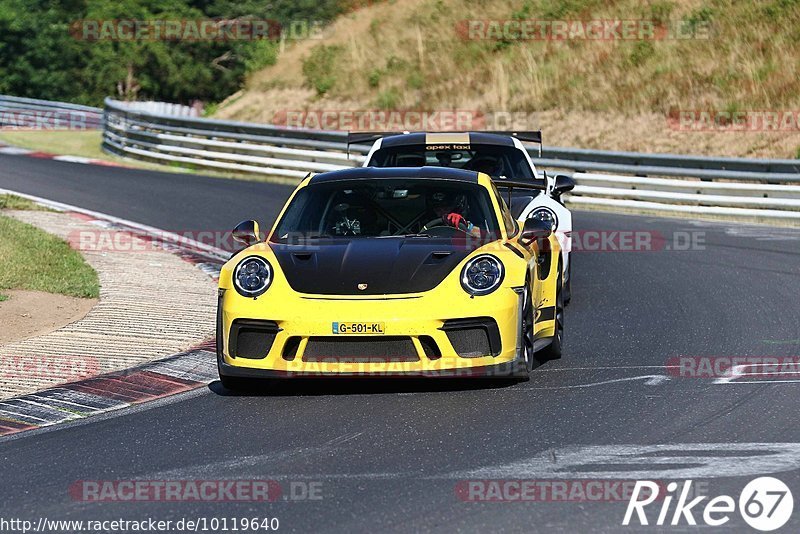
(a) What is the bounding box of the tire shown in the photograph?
[218,373,255,392]
[513,279,535,380]
[563,258,572,306]
[536,263,564,361]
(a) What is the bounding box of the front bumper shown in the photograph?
[217,286,527,378]
[217,355,526,379]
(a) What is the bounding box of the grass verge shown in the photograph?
[0,194,54,211]
[0,131,190,173]
[0,131,108,160]
[0,207,100,300]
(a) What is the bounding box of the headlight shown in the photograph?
[461,254,504,296]
[233,256,272,297]
[530,208,558,231]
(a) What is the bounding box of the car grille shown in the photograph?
[303,336,419,363]
[282,336,301,361]
[230,319,280,359]
[418,335,441,360]
[442,318,501,358]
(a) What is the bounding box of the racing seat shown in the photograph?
[395,154,426,167]
[466,156,503,177]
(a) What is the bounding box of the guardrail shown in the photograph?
[0,95,103,129]
[0,96,740,224]
[110,100,199,117]
[101,97,800,223]
[541,146,800,175]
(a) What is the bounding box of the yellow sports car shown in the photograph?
[216,166,564,389]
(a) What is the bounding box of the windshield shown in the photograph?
[369,144,537,181]
[271,179,500,242]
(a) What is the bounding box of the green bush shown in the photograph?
[376,88,400,109]
[406,70,423,89]
[649,1,675,25]
[0,0,347,106]
[243,41,279,75]
[687,6,714,32]
[367,68,383,88]
[406,67,425,89]
[628,41,655,67]
[302,45,343,96]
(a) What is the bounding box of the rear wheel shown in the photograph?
[564,259,572,306]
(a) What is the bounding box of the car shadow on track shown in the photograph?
[207,377,525,397]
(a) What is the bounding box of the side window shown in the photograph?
[491,183,518,237]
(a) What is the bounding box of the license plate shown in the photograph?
[332,322,385,335]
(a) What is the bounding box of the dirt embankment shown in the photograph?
[0,290,96,344]
[215,0,800,159]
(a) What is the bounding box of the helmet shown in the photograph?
[430,190,467,212]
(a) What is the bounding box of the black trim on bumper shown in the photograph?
[229,319,282,359]
[217,355,525,379]
[440,317,502,357]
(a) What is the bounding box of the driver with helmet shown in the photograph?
[427,191,481,238]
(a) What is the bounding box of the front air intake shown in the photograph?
[229,319,280,359]
[441,318,501,358]
[303,336,419,363]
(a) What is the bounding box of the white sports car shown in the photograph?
[351,131,574,303]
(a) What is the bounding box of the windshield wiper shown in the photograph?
[376,233,432,238]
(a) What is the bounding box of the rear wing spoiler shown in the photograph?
[493,177,548,206]
[346,131,543,158]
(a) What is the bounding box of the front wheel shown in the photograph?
[512,280,535,380]
[536,264,564,361]
[219,373,250,391]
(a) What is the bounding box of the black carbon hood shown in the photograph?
[270,238,477,295]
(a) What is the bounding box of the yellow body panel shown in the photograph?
[218,173,561,377]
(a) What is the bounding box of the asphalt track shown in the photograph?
[1,153,800,532]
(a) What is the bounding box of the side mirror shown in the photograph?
[520,217,552,244]
[553,174,576,196]
[232,220,261,246]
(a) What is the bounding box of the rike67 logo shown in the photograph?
[623,477,793,531]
